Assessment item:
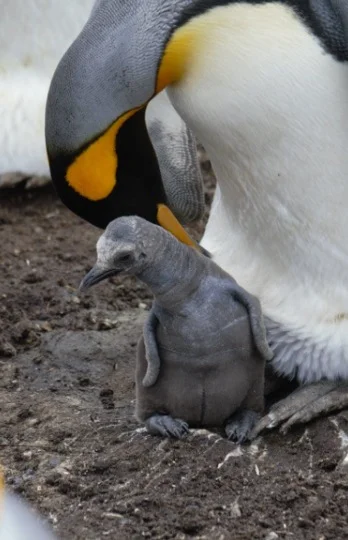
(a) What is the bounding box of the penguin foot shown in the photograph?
[145,414,189,439]
[225,409,261,444]
[252,381,348,437]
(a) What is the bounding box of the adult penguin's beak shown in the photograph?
[45,0,202,251]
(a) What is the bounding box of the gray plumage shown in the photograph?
[80,216,273,442]
[46,0,348,158]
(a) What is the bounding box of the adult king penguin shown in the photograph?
[45,0,348,434]
[1,0,200,204]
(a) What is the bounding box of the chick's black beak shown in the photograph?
[79,265,120,292]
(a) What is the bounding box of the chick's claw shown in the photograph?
[225,409,261,443]
[145,414,189,439]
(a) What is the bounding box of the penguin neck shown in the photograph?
[166,1,348,325]
[137,238,204,307]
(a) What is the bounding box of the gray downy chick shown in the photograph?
[80,216,273,443]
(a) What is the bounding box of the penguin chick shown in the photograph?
[80,216,273,443]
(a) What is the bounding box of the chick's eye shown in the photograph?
[117,254,132,263]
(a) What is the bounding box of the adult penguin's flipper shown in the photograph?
[146,90,205,225]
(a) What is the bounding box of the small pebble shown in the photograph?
[24,269,45,284]
[100,388,113,398]
[0,340,16,357]
[0,437,10,447]
[265,533,279,540]
[97,318,118,330]
[27,418,40,427]
[230,500,241,519]
[40,321,52,332]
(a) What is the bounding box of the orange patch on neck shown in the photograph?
[156,20,202,93]
[157,203,199,249]
[66,108,140,201]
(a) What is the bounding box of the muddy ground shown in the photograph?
[1,164,348,540]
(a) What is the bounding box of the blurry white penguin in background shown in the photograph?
[0,475,56,540]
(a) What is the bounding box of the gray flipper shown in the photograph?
[145,414,189,439]
[225,409,261,444]
[230,287,274,361]
[142,309,161,387]
[145,90,204,224]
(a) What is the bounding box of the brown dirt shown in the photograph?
[1,169,348,540]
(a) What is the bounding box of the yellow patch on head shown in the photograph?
[156,3,302,94]
[66,108,140,201]
[156,23,200,93]
[157,203,199,249]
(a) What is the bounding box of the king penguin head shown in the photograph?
[45,0,206,247]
